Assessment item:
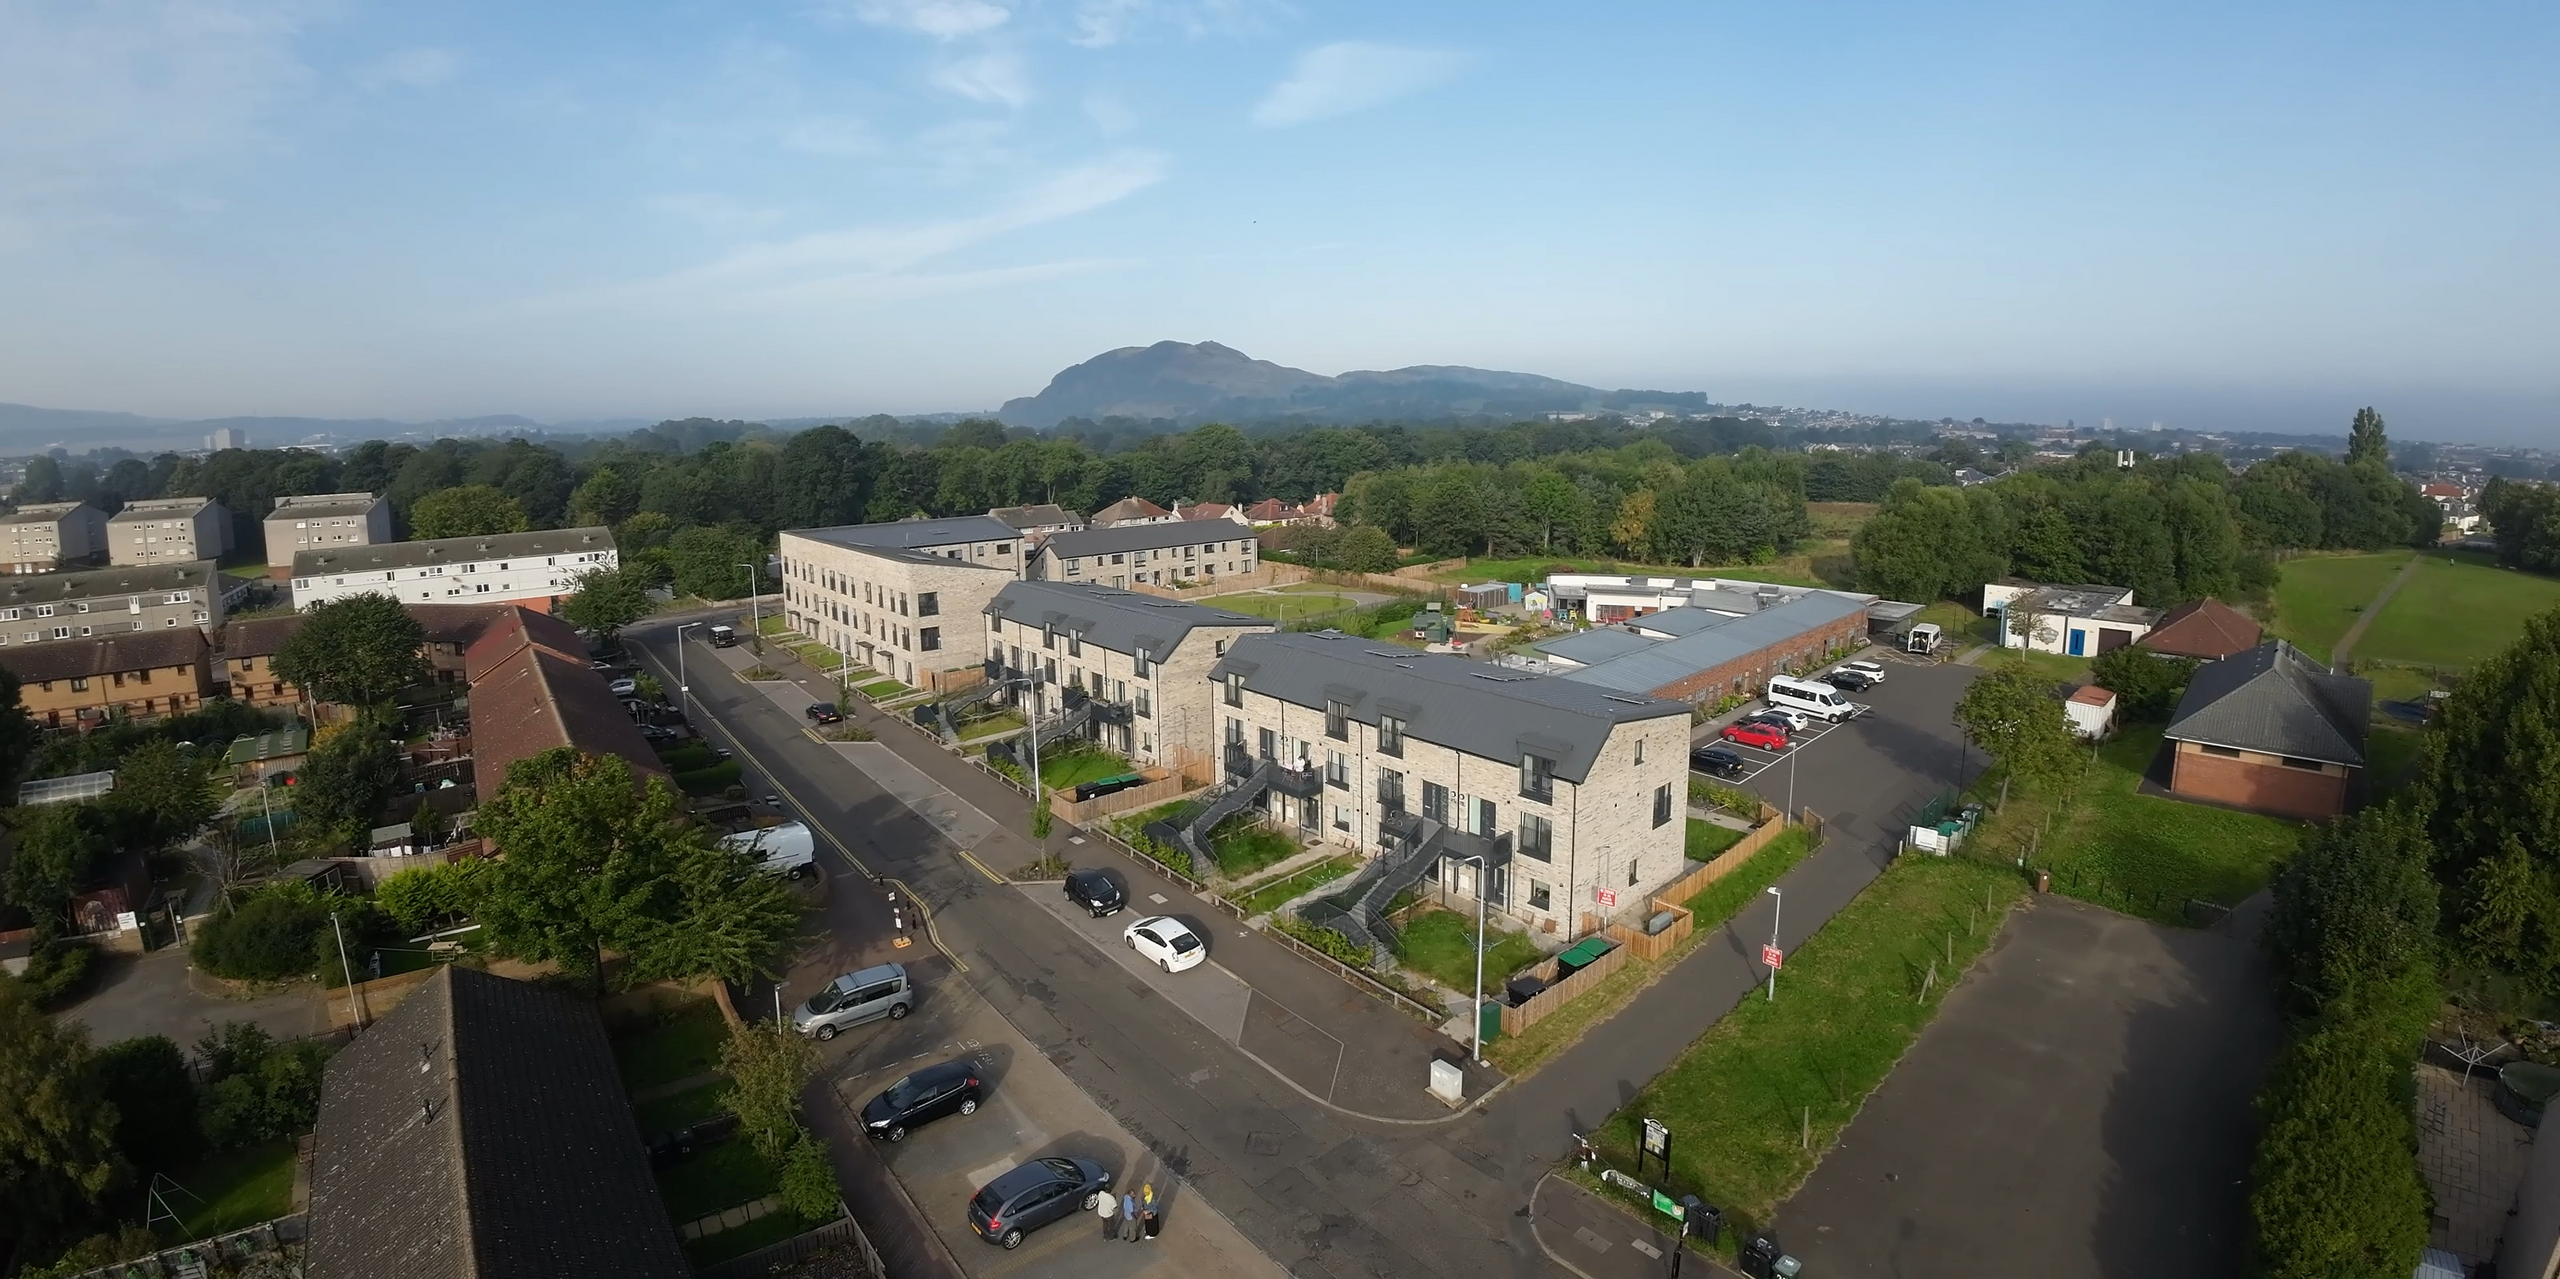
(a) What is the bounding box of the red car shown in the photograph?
[1721,721,1791,751]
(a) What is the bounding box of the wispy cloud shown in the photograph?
[1083,91,1137,136]
[1070,0,1278,49]
[649,193,788,235]
[1251,41,1465,127]
[829,0,1011,40]
[782,115,881,157]
[931,48,1031,107]
[357,46,458,90]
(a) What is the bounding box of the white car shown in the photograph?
[1749,706,1812,733]
[1123,915,1207,973]
[608,677,639,697]
[1837,660,1886,682]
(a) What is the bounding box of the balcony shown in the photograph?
[1269,762,1324,800]
[1224,745,1254,779]
[1439,827,1513,870]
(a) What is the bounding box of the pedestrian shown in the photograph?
[1096,1187,1117,1241]
[1122,1191,1139,1241]
[1141,1182,1159,1241]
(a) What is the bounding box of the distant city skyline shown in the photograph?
[0,2,2553,443]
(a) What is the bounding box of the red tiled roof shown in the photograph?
[220,614,306,660]
[1181,503,1232,520]
[1243,498,1290,520]
[2068,684,2117,706]
[462,606,590,684]
[2421,483,2465,498]
[467,642,667,796]
[2141,598,2264,660]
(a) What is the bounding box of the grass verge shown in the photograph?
[614,999,731,1092]
[164,1140,298,1242]
[1592,856,2027,1244]
[1210,817,1302,878]
[1685,828,1815,930]
[1686,819,1745,861]
[856,679,912,700]
[1396,909,1546,991]
[1235,853,1362,916]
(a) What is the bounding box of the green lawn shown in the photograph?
[1684,828,1816,931]
[1235,853,1362,916]
[1210,817,1302,878]
[614,1000,731,1092]
[655,1136,780,1223]
[1200,591,1355,620]
[1396,909,1546,991]
[856,679,912,699]
[2362,664,2447,706]
[634,1079,731,1136]
[1988,647,2090,685]
[755,614,792,635]
[2367,726,2427,796]
[683,1206,831,1267]
[2270,550,2413,661]
[1993,726,2303,922]
[2354,552,2560,668]
[1112,799,1192,842]
[1686,818,1745,861]
[1594,857,2027,1241]
[1039,747,1133,790]
[163,1140,298,1242]
[958,710,1026,741]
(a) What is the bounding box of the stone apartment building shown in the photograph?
[778,516,1025,688]
[107,496,234,566]
[983,581,1272,771]
[1030,520,1259,588]
[1208,631,1693,935]
[0,561,222,651]
[263,492,392,570]
[0,502,107,574]
[291,527,618,612]
[0,629,214,728]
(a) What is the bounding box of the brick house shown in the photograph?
[983,581,1272,771]
[219,614,310,708]
[2140,598,2264,661]
[779,515,1024,689]
[1,629,213,727]
[1542,592,1871,704]
[2163,640,2369,819]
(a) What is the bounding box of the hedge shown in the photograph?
[674,761,742,795]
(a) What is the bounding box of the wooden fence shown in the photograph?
[1124,562,1311,599]
[1500,938,1635,1036]
[1047,774,1210,825]
[699,1206,881,1279]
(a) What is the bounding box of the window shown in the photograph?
[1635,739,1646,765]
[70,678,87,692]
[1042,627,1056,650]
[1257,726,1275,759]
[2200,744,2241,758]
[2280,756,2326,771]
[1333,805,1351,832]
[1520,753,1555,804]
[919,627,941,652]
[1325,700,1348,741]
[1629,857,1642,887]
[1326,750,1350,790]
[1223,672,1243,707]
[1377,768,1405,813]
[1422,781,1449,825]
[1378,715,1405,757]
[1519,813,1553,863]
[1213,639,1225,657]
[1653,784,1673,827]
[917,591,938,617]
[1066,557,1082,575]
[1135,689,1152,718]
[1226,717,1246,748]
[1066,633,1081,658]
[1133,650,1152,677]
[1529,880,1552,911]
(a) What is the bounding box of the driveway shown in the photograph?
[53,947,325,1048]
[1771,896,2281,1277]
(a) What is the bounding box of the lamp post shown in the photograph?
[1765,885,1783,1002]
[738,563,762,636]
[676,622,704,715]
[1455,852,1491,1066]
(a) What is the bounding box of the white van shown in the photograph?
[723,822,817,880]
[1767,674,1863,723]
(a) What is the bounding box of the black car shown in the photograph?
[805,702,844,725]
[1063,869,1126,917]
[968,1156,1112,1250]
[1823,669,1875,692]
[1689,745,1747,777]
[860,1060,982,1143]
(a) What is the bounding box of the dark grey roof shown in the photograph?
[1633,605,1748,637]
[305,966,689,1279]
[1038,520,1253,561]
[2006,583,2136,618]
[2164,640,2370,766]
[0,502,95,526]
[0,560,214,606]
[292,527,615,578]
[1534,627,1661,665]
[268,492,383,519]
[1210,631,1687,783]
[988,504,1083,531]
[798,515,1017,551]
[987,581,1270,658]
[1559,592,1870,695]
[106,496,220,524]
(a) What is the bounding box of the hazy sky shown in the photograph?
[2,0,2555,442]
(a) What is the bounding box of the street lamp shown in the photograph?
[1454,852,1492,1066]
[1765,886,1783,1002]
[676,621,704,714]
[737,563,762,636]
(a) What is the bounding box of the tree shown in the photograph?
[558,566,654,645]
[1953,663,2079,806]
[1519,469,1588,553]
[375,858,487,934]
[2087,646,2196,720]
[194,1022,332,1150]
[91,1036,201,1178]
[407,484,530,539]
[293,718,403,836]
[1609,489,1655,557]
[2414,605,2560,987]
[2346,407,2390,469]
[2262,807,2440,1017]
[3,805,113,936]
[2452,836,2551,981]
[663,525,763,601]
[569,466,643,527]
[1331,525,1398,574]
[1412,470,1488,559]
[0,974,121,1262]
[718,1021,813,1159]
[191,886,331,982]
[2247,1011,2432,1279]
[273,592,428,708]
[473,750,799,990]
[1853,479,2009,603]
[101,739,220,852]
[0,667,37,793]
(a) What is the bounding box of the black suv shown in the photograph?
[1689,745,1748,778]
[860,1059,982,1143]
[1823,669,1875,692]
[805,702,844,725]
[968,1156,1111,1250]
[1063,869,1126,917]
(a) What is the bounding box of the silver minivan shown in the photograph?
[792,962,912,1041]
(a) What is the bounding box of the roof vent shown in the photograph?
[1602,694,1653,705]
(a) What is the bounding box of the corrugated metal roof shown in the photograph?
[1558,592,1869,695]
[1534,627,1660,666]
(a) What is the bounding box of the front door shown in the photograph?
[2067,628,2087,656]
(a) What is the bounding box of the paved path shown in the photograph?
[2332,553,2424,664]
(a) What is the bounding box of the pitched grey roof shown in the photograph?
[1559,592,1869,696]
[987,504,1082,531]
[0,502,94,526]
[799,515,1017,551]
[0,560,214,607]
[2164,639,2370,766]
[987,581,1269,658]
[1210,631,1687,783]
[305,966,689,1279]
[268,492,383,519]
[1039,519,1253,561]
[1534,627,1661,665]
[292,527,616,578]
[1632,605,1747,637]
[107,496,220,524]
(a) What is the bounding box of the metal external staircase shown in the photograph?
[1321,818,1446,967]
[1033,699,1094,751]
[930,679,1002,742]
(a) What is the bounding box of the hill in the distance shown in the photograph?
[997,340,1693,428]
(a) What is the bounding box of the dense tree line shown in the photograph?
[1342,446,1813,563]
[2479,476,2560,573]
[1851,411,2439,606]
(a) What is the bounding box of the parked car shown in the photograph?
[1689,745,1748,777]
[1747,706,1812,732]
[859,1059,982,1143]
[608,677,640,697]
[1721,721,1791,751]
[1822,668,1876,692]
[968,1156,1112,1250]
[723,822,816,880]
[1123,915,1206,972]
[792,962,911,1040]
[638,723,678,742]
[1837,659,1886,682]
[805,702,844,725]
[590,658,636,676]
[1063,869,1126,917]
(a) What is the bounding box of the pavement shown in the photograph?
[1771,895,2282,1278]
[52,946,326,1047]
[2416,1063,2538,1264]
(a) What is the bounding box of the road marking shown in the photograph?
[1148,893,1168,905]
[956,848,1005,884]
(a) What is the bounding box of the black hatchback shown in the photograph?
[1690,745,1748,777]
[860,1060,982,1143]
[1823,669,1875,692]
[968,1156,1111,1249]
[806,702,844,725]
[1063,869,1126,917]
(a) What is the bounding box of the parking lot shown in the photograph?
[1691,655,1976,845]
